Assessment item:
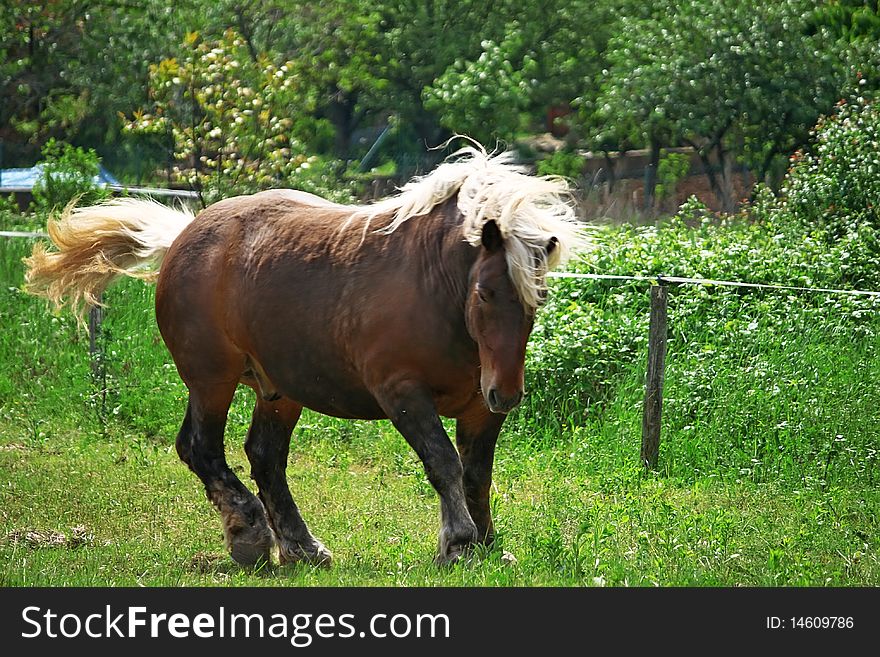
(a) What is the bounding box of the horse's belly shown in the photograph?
[249,347,479,421]
[286,383,386,420]
[253,356,385,420]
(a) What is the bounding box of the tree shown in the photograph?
[0,0,184,170]
[736,7,844,187]
[125,30,344,204]
[810,0,880,42]
[809,1,880,104]
[594,0,845,212]
[588,4,676,211]
[423,26,533,144]
[1,0,96,163]
[423,1,616,146]
[281,1,387,159]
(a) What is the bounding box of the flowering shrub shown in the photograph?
[774,97,880,288]
[781,98,880,235]
[125,30,349,203]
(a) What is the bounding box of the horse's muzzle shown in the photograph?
[486,388,523,414]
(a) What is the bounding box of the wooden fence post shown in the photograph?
[88,300,107,422]
[88,304,102,375]
[641,282,669,470]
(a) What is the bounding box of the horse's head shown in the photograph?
[466,220,557,414]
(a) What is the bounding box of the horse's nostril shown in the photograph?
[487,388,499,409]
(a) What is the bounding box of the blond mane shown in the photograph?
[355,142,591,309]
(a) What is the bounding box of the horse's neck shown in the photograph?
[418,205,477,311]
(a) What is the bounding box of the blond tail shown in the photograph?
[24,198,195,320]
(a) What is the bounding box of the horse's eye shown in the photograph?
[477,285,492,302]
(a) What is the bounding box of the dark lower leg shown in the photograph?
[379,386,477,564]
[176,391,273,565]
[244,398,331,565]
[456,409,504,545]
[423,441,478,563]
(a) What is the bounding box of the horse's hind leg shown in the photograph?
[176,383,274,566]
[244,397,332,566]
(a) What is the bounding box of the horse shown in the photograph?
[24,144,589,566]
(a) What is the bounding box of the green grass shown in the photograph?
[2,414,877,587]
[1,219,879,587]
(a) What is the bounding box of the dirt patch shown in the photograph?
[4,525,93,549]
[189,551,231,573]
[0,443,27,452]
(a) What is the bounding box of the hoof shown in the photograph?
[229,535,273,566]
[279,538,333,567]
[434,544,471,566]
[436,523,477,566]
[223,511,274,566]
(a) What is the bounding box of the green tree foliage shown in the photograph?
[124,31,346,203]
[284,3,387,158]
[812,0,880,41]
[424,1,615,145]
[594,0,844,212]
[380,1,511,147]
[2,0,873,208]
[810,2,880,101]
[189,1,389,157]
[0,0,183,169]
[655,152,691,202]
[736,3,845,188]
[32,139,109,212]
[423,28,533,144]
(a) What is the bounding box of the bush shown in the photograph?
[654,151,691,201]
[520,98,880,442]
[516,197,880,485]
[781,98,880,234]
[776,98,880,288]
[535,149,585,179]
[32,139,109,212]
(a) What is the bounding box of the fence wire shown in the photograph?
[548,271,880,298]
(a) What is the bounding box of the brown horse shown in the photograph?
[25,145,588,566]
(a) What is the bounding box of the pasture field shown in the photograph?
[1,212,879,587]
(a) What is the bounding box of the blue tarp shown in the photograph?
[0,164,119,189]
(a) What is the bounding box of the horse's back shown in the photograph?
[166,189,368,268]
[196,188,354,228]
[246,188,352,209]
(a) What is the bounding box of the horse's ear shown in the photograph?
[481,220,503,252]
[547,236,559,256]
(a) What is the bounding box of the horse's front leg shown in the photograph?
[378,383,477,565]
[455,403,505,545]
